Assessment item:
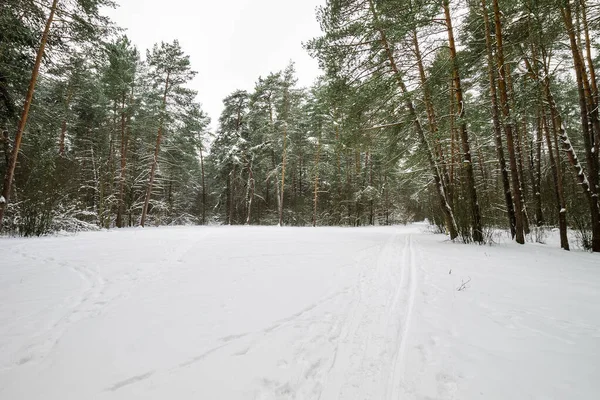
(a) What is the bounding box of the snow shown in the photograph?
[0,195,5,204]
[1,225,599,399]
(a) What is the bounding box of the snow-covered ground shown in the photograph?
[0,225,598,399]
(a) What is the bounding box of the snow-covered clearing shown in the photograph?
[1,225,599,399]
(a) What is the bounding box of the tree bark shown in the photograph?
[444,0,483,242]
[140,71,170,227]
[492,0,525,244]
[200,144,206,225]
[245,156,254,225]
[0,0,59,229]
[541,110,569,250]
[412,30,452,197]
[368,0,459,240]
[532,116,544,227]
[230,164,236,225]
[561,2,600,251]
[58,87,73,157]
[480,0,517,237]
[312,133,322,227]
[532,53,600,252]
[279,122,287,226]
[116,93,128,228]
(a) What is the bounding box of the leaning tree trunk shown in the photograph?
[536,54,600,252]
[444,0,483,242]
[368,0,459,240]
[0,0,59,230]
[413,30,451,196]
[561,2,600,251]
[522,50,569,250]
[140,71,170,227]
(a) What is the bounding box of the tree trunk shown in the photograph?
[116,93,128,228]
[449,78,457,191]
[225,168,231,224]
[444,0,483,242]
[140,71,170,227]
[368,0,459,240]
[59,88,73,157]
[245,157,254,225]
[336,120,342,201]
[480,0,517,237]
[532,115,544,227]
[230,164,236,225]
[580,0,598,161]
[412,30,451,197]
[1,130,9,167]
[200,144,206,225]
[312,133,321,227]
[279,122,287,227]
[492,0,525,244]
[541,110,569,250]
[561,2,600,251]
[536,55,600,252]
[0,0,59,229]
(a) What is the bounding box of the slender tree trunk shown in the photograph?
[312,133,322,227]
[346,150,352,225]
[561,2,600,251]
[368,0,459,239]
[541,110,569,250]
[200,144,206,225]
[226,168,231,224]
[492,0,525,244]
[532,115,544,227]
[580,0,598,159]
[444,0,483,242]
[534,54,600,252]
[116,93,128,228]
[140,71,170,227]
[413,30,451,195]
[384,175,389,225]
[58,89,72,157]
[245,157,254,225]
[508,73,531,234]
[279,123,287,226]
[336,120,342,201]
[1,130,9,167]
[481,0,516,237]
[449,79,457,191]
[230,164,236,224]
[355,149,361,226]
[272,153,281,224]
[0,0,59,229]
[367,148,374,225]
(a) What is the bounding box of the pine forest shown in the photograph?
[1,0,599,253]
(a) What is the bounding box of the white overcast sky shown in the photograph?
[103,0,325,129]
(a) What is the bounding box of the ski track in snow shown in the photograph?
[1,225,599,400]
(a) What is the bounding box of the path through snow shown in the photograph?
[0,225,599,399]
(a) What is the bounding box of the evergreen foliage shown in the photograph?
[1,0,599,252]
